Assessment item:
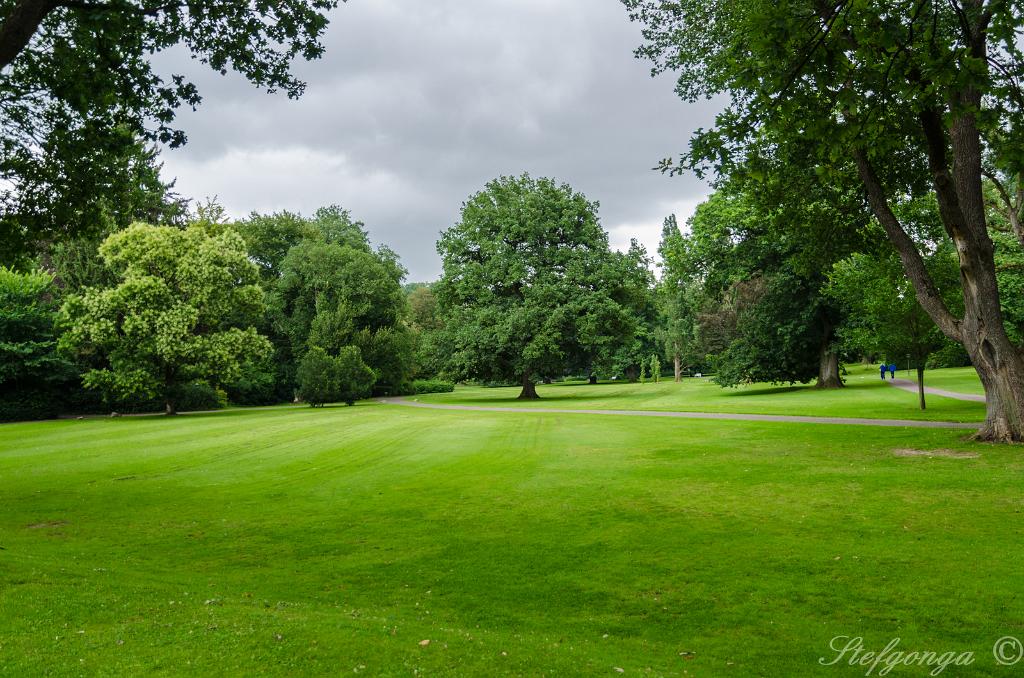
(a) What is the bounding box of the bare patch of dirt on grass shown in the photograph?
[25,520,68,529]
[892,448,979,459]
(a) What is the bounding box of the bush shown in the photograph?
[0,390,61,422]
[297,345,376,406]
[173,382,228,411]
[297,347,338,407]
[335,346,376,405]
[927,340,973,369]
[224,361,281,406]
[410,379,455,394]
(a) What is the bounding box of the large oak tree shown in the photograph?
[435,174,652,399]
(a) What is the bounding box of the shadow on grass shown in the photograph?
[720,385,808,397]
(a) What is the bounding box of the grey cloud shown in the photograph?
[157,0,719,280]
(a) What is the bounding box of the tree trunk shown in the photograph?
[0,0,59,71]
[815,323,842,388]
[673,350,682,382]
[916,366,927,410]
[165,399,177,416]
[963,327,1024,441]
[518,372,539,400]
[853,98,1024,442]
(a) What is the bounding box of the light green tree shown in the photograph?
[60,222,271,414]
[650,354,661,383]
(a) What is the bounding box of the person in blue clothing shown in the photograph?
[888,363,897,379]
[879,363,887,380]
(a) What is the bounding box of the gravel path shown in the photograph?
[379,397,979,430]
[886,378,987,403]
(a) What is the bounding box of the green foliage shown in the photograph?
[829,251,951,368]
[0,0,336,259]
[671,188,847,388]
[297,345,375,407]
[0,267,70,420]
[334,345,376,406]
[650,354,661,383]
[436,174,652,395]
[409,379,456,394]
[709,272,828,387]
[59,222,272,413]
[269,222,412,394]
[297,346,339,407]
[656,214,706,377]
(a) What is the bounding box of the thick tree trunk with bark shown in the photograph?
[853,90,1024,441]
[673,350,682,382]
[963,323,1024,441]
[916,366,926,410]
[0,0,58,70]
[816,348,842,389]
[165,399,177,415]
[518,372,539,400]
[815,322,842,389]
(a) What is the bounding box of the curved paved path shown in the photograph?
[886,378,987,403]
[379,397,979,430]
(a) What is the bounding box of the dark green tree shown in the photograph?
[435,174,651,399]
[296,346,338,407]
[334,345,375,405]
[270,220,412,395]
[0,0,336,260]
[0,266,70,419]
[675,186,858,388]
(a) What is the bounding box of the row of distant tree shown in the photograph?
[0,174,653,416]
[7,164,1023,421]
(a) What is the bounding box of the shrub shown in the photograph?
[297,347,339,407]
[410,379,455,394]
[0,390,61,422]
[173,382,228,411]
[297,345,376,407]
[335,346,376,405]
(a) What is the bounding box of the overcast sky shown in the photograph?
[158,0,718,282]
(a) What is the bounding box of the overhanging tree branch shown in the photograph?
[853,147,963,341]
[0,0,59,70]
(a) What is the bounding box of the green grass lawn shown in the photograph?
[916,366,985,395]
[2,393,1021,676]
[413,365,986,423]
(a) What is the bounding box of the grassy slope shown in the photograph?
[2,402,1020,676]
[917,366,986,395]
[414,365,986,423]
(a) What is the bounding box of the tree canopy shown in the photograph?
[436,174,651,398]
[627,0,1024,441]
[0,0,337,261]
[59,222,271,414]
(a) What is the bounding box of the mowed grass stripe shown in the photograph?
[1,402,1020,675]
